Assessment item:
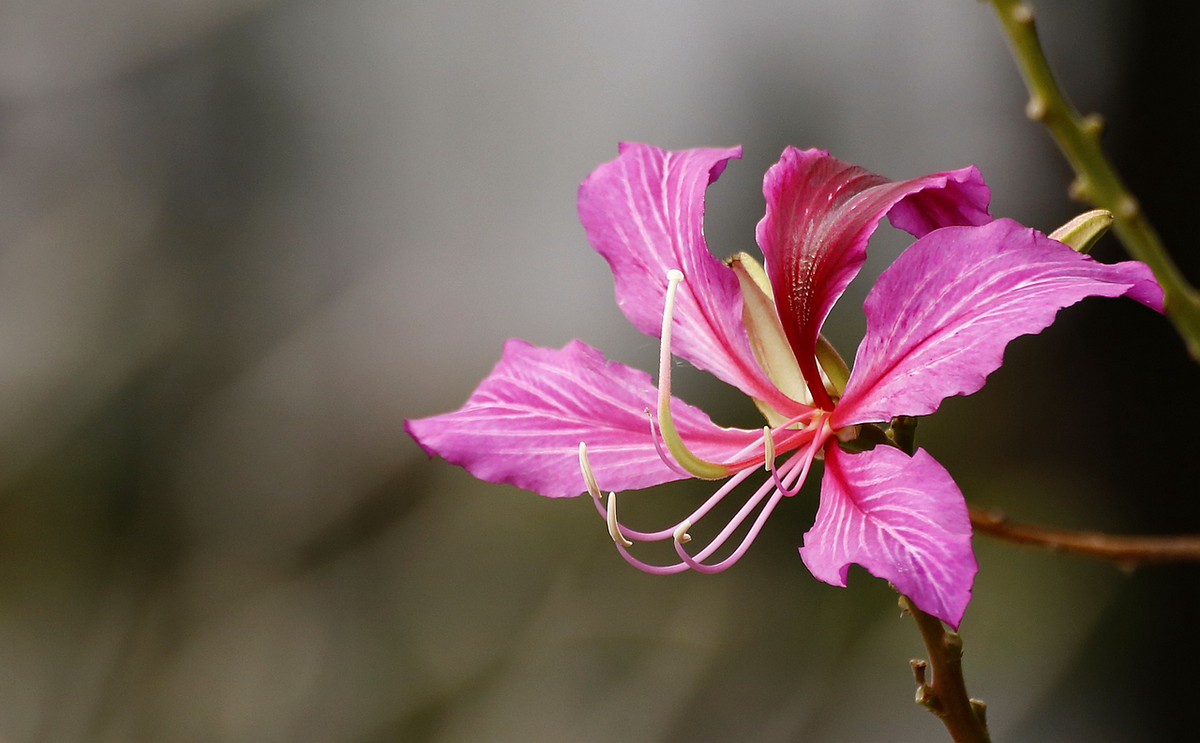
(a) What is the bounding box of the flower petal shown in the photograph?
[578,143,794,410]
[834,218,1165,426]
[755,147,991,406]
[800,444,976,627]
[406,338,760,497]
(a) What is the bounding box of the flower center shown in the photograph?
[572,270,846,574]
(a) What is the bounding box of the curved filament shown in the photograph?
[653,270,731,480]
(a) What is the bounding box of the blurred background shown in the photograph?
[0,0,1196,740]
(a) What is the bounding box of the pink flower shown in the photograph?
[407,143,1162,626]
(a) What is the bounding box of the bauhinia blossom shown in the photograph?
[407,143,1162,627]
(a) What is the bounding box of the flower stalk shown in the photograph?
[902,595,992,743]
[984,0,1200,359]
[893,416,990,743]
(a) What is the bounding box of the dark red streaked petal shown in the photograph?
[755,147,991,406]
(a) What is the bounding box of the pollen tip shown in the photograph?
[673,520,692,544]
[763,426,775,471]
[606,492,633,547]
[578,441,602,499]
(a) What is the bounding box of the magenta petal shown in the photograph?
[835,219,1165,426]
[754,148,991,404]
[578,143,791,409]
[801,444,976,627]
[406,338,759,498]
[885,166,993,239]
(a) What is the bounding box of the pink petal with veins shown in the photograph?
[406,338,759,498]
[578,143,794,411]
[801,443,976,627]
[835,219,1164,426]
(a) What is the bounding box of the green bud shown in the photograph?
[1048,208,1113,254]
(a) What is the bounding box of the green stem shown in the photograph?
[985,0,1200,360]
[889,417,992,743]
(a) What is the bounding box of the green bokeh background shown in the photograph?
[0,1,1195,740]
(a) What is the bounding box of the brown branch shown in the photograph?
[970,506,1200,564]
[901,596,992,743]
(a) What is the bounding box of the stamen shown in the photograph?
[768,414,831,497]
[581,442,633,547]
[717,409,819,475]
[673,429,826,573]
[771,438,817,496]
[606,492,633,547]
[654,269,730,480]
[673,467,793,573]
[589,463,756,545]
[578,442,602,500]
[762,426,775,471]
[611,541,691,575]
[769,459,804,497]
[675,492,786,574]
[601,453,818,575]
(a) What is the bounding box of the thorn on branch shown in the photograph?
[942,630,964,657]
[911,659,937,707]
[911,658,928,686]
[1025,95,1048,122]
[1081,112,1105,139]
[1011,2,1034,25]
[1116,194,1141,222]
[971,699,989,727]
[916,683,937,709]
[1068,176,1092,202]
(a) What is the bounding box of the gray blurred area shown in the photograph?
[1,0,1196,741]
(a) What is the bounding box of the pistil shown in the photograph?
[673,451,809,573]
[653,270,732,480]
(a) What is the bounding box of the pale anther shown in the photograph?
[606,492,633,547]
[673,520,692,545]
[763,426,775,472]
[578,442,602,500]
